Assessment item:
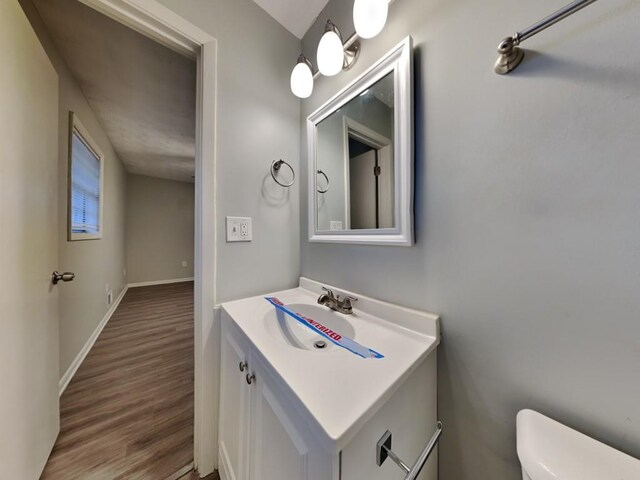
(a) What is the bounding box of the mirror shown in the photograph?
[316,72,395,231]
[307,37,413,246]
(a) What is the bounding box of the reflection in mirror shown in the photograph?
[316,72,394,231]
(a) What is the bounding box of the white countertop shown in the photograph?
[221,277,440,451]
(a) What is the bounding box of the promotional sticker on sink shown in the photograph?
[265,297,384,359]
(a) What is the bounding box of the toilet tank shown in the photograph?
[516,409,640,480]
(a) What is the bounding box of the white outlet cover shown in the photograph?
[182,261,188,267]
[226,216,252,242]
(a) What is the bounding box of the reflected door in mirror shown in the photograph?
[348,138,393,229]
[316,71,395,231]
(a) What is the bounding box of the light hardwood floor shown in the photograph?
[41,282,214,479]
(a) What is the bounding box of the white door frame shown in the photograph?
[76,0,218,475]
[341,116,392,230]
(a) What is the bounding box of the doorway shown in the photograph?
[3,0,218,477]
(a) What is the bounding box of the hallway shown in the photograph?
[42,282,199,479]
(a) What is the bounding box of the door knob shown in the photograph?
[52,271,75,285]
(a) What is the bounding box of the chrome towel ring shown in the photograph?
[317,169,329,193]
[270,159,295,188]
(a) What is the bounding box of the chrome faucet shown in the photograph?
[317,287,357,315]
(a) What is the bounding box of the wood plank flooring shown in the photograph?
[41,282,204,479]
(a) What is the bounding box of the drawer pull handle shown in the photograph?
[239,361,247,372]
[246,373,256,385]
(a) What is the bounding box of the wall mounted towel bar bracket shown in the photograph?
[376,421,443,480]
[495,0,599,74]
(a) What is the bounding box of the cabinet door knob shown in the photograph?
[246,373,256,385]
[239,361,247,372]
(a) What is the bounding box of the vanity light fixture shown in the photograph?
[317,20,347,76]
[290,54,314,98]
[291,1,395,97]
[353,0,388,39]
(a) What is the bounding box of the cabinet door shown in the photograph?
[219,317,252,480]
[248,356,331,480]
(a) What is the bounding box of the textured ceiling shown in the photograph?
[252,0,330,38]
[32,0,196,182]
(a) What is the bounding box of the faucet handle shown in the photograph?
[341,295,358,309]
[321,286,335,298]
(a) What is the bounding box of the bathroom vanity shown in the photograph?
[218,277,439,480]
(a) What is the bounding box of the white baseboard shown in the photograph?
[58,285,129,396]
[217,445,232,480]
[127,277,194,288]
[165,463,194,480]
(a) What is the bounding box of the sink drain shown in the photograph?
[314,340,327,349]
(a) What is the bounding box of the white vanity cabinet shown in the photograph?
[219,317,333,480]
[218,318,252,480]
[218,279,440,480]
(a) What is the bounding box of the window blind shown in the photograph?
[71,130,101,235]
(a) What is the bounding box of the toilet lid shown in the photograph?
[517,409,640,480]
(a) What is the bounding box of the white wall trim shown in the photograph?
[193,38,219,475]
[73,1,219,475]
[77,0,211,58]
[58,285,128,396]
[127,277,194,288]
[217,444,233,480]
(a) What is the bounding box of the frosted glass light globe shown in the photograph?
[317,30,344,76]
[353,0,388,39]
[290,61,313,98]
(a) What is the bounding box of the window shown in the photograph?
[68,113,104,240]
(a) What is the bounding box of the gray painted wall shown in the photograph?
[126,174,194,284]
[21,0,128,378]
[301,0,640,478]
[157,0,302,303]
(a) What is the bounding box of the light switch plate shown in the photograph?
[226,216,252,242]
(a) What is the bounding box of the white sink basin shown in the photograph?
[221,277,440,448]
[264,303,356,351]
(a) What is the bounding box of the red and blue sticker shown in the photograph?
[265,297,384,359]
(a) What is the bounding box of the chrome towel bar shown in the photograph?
[376,421,443,480]
[495,0,600,74]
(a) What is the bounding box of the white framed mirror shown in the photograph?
[307,36,413,246]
